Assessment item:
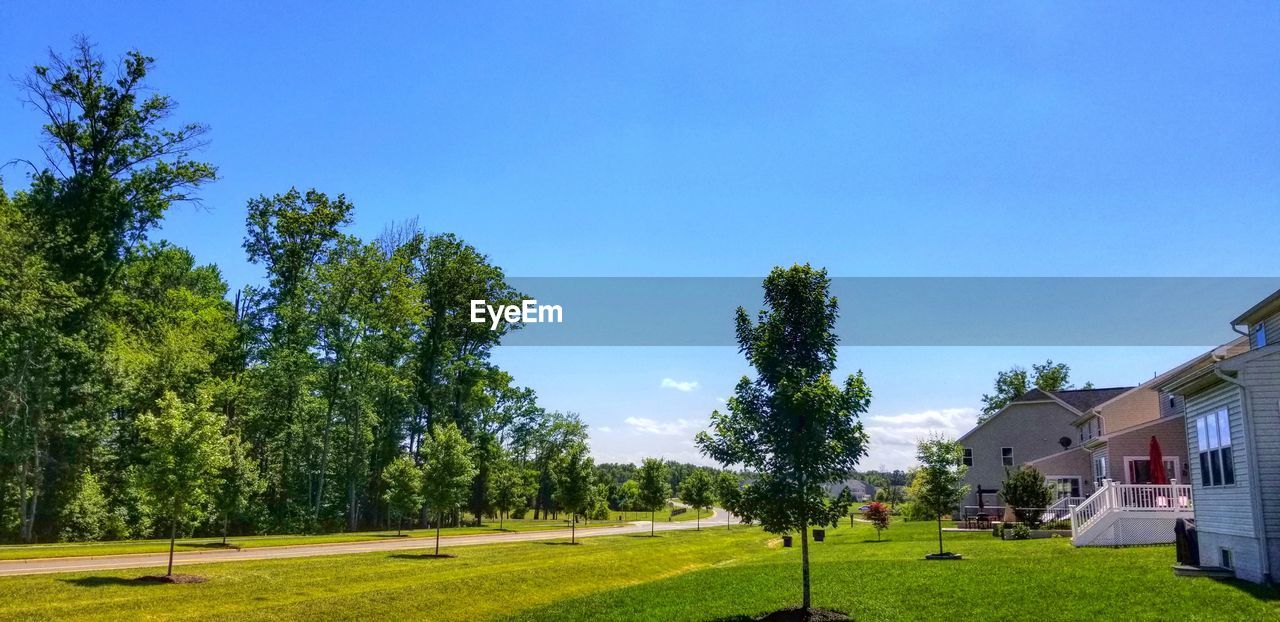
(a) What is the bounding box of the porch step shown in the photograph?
[1172,565,1235,578]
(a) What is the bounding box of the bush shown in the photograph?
[1042,518,1071,531]
[999,467,1053,529]
[59,470,109,542]
[1010,523,1031,540]
[862,502,891,541]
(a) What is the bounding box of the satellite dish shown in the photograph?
[1059,437,1072,449]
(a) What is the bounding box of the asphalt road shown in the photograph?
[0,508,738,577]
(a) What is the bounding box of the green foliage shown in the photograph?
[979,360,1076,423]
[215,433,265,539]
[695,264,871,610]
[421,423,477,521]
[59,470,110,542]
[999,467,1053,529]
[914,435,969,556]
[1010,523,1032,540]
[678,469,715,530]
[382,454,423,533]
[713,471,741,516]
[636,458,671,513]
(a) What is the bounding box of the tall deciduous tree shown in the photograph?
[914,435,969,557]
[488,451,533,530]
[420,423,476,556]
[979,360,1078,423]
[214,433,264,545]
[552,442,594,543]
[636,458,670,537]
[696,264,871,613]
[137,391,229,577]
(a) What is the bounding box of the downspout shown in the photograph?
[1214,368,1272,582]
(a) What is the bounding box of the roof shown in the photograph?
[1232,288,1280,327]
[823,478,875,499]
[1048,387,1132,412]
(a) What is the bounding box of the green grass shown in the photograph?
[2,518,1276,621]
[0,517,627,561]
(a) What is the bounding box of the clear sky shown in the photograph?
[2,3,1277,469]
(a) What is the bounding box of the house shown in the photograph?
[1028,339,1245,545]
[1029,340,1247,493]
[1158,290,1280,583]
[955,386,1131,516]
[823,478,876,502]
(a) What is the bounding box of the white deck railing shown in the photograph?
[1069,479,1193,539]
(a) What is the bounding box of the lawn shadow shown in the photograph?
[861,539,892,543]
[624,534,662,538]
[388,553,456,560]
[1209,577,1280,601]
[537,541,582,546]
[704,616,754,622]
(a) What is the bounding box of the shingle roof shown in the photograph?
[1049,387,1133,413]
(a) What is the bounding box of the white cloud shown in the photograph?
[597,426,612,433]
[660,378,699,392]
[624,416,704,436]
[860,407,979,470]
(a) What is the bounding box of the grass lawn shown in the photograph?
[2,518,1276,621]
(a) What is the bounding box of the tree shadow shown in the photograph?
[388,553,456,560]
[61,577,157,588]
[536,541,581,546]
[1208,577,1280,601]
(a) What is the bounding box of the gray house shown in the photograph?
[1159,290,1280,583]
[955,386,1131,515]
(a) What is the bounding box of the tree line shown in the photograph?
[0,39,715,545]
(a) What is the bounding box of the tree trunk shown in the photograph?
[696,509,700,531]
[571,514,576,544]
[435,512,442,556]
[800,516,811,611]
[347,478,358,532]
[937,515,944,555]
[168,513,178,577]
[651,511,655,536]
[223,514,229,545]
[499,510,504,531]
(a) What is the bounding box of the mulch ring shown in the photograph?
[136,574,208,584]
[756,607,850,621]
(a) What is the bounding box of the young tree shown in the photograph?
[636,458,671,536]
[214,433,264,544]
[618,479,641,519]
[863,501,891,541]
[138,392,230,577]
[420,423,476,556]
[697,264,871,612]
[552,442,594,543]
[678,469,715,531]
[382,453,422,536]
[488,451,533,530]
[1000,466,1053,528]
[713,471,741,530]
[914,435,969,557]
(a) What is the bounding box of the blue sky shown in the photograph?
[2,3,1277,468]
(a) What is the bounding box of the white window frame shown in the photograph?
[1195,408,1235,487]
[1045,475,1082,499]
[1093,451,1109,482]
[962,447,973,467]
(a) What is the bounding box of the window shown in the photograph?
[1093,452,1109,481]
[1048,476,1081,499]
[962,447,973,467]
[1256,323,1267,349]
[1001,447,1014,467]
[1221,548,1233,569]
[1125,456,1180,484]
[1196,408,1235,487]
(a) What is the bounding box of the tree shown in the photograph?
[1000,466,1053,529]
[137,391,229,577]
[713,471,741,530]
[214,433,264,544]
[382,454,422,536]
[696,264,871,612]
[979,360,1075,423]
[863,501,891,541]
[59,470,109,542]
[552,442,595,543]
[914,436,969,557]
[636,458,671,536]
[678,469,714,531]
[488,451,533,530]
[420,423,476,556]
[617,479,641,519]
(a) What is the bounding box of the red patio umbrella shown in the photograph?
[1149,435,1169,485]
